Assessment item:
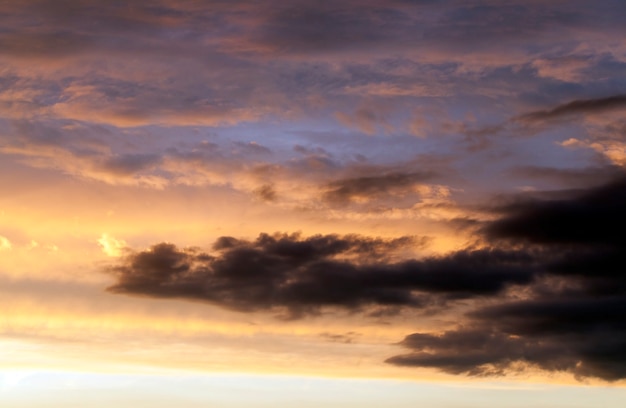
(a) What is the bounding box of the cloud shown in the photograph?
[517,95,626,122]
[103,176,626,380]
[254,184,277,202]
[386,322,620,380]
[388,291,626,381]
[101,178,626,382]
[484,176,626,245]
[531,55,596,82]
[0,235,12,251]
[232,141,273,156]
[323,171,437,205]
[387,176,626,381]
[1,116,458,219]
[387,328,556,376]
[98,234,127,257]
[100,153,162,176]
[451,94,626,154]
[4,0,621,140]
[4,0,623,382]
[106,233,533,318]
[320,331,361,344]
[507,165,626,188]
[335,108,392,135]
[559,126,626,167]
[246,2,418,56]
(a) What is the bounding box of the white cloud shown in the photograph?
[98,233,127,257]
[0,235,11,251]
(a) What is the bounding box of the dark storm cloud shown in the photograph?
[472,297,626,337]
[386,322,626,380]
[323,171,436,204]
[388,292,626,381]
[518,95,626,122]
[107,233,534,317]
[387,176,626,381]
[484,176,626,245]
[485,176,626,297]
[387,328,561,376]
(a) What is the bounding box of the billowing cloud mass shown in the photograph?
[107,233,533,317]
[388,176,626,381]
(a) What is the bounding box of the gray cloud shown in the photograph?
[323,171,437,205]
[387,176,626,381]
[101,168,626,380]
[389,292,626,381]
[106,233,532,318]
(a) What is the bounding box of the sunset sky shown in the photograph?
[1,1,626,406]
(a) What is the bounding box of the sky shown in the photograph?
[1,0,626,406]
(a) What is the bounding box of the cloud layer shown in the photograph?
[107,175,626,380]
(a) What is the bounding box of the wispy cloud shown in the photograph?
[517,95,626,122]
